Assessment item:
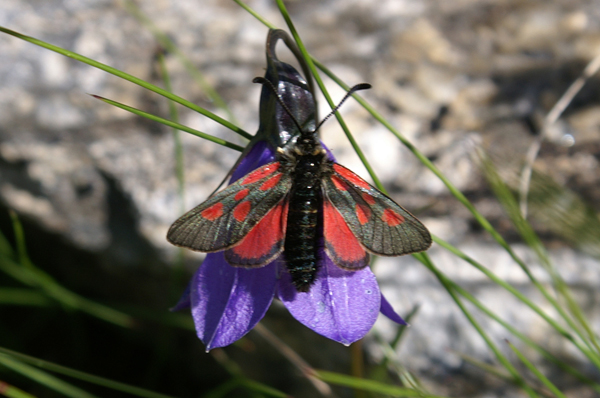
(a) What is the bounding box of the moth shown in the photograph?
[167,79,432,292]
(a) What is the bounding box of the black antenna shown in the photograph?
[315,83,371,131]
[253,77,371,133]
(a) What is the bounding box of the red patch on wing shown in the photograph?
[331,175,347,191]
[260,173,282,191]
[201,202,224,221]
[241,163,280,185]
[324,200,368,269]
[356,204,370,225]
[234,188,250,201]
[233,201,251,222]
[333,164,371,190]
[227,201,288,264]
[362,192,376,205]
[381,209,405,226]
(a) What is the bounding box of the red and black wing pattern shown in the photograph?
[322,163,432,259]
[167,162,291,259]
[224,199,288,267]
[322,198,370,270]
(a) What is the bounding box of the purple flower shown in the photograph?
[174,140,406,351]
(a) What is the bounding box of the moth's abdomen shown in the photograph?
[284,156,322,292]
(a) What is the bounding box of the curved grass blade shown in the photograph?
[0,220,133,328]
[314,369,447,397]
[416,252,539,398]
[429,243,600,391]
[0,348,175,398]
[123,0,238,125]
[233,1,277,30]
[91,95,243,152]
[0,288,51,307]
[507,341,568,398]
[0,380,36,398]
[480,154,600,362]
[155,51,186,213]
[274,0,386,192]
[0,26,251,141]
[317,55,600,366]
[0,353,98,398]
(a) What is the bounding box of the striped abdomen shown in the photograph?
[284,155,322,291]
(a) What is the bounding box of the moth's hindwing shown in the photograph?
[224,199,289,267]
[322,197,370,270]
[323,163,432,257]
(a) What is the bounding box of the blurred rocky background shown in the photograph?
[1,0,599,397]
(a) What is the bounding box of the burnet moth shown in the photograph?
[167,79,432,292]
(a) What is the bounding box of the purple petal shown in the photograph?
[278,256,380,345]
[191,253,278,351]
[170,283,191,311]
[231,140,277,182]
[322,142,335,161]
[380,294,408,325]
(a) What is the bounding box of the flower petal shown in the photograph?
[380,294,408,325]
[278,256,380,345]
[191,253,278,350]
[231,140,277,182]
[170,283,191,311]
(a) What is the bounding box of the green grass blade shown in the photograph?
[440,270,600,390]
[0,348,175,398]
[0,354,98,398]
[4,214,134,326]
[481,155,600,361]
[506,341,568,398]
[123,0,238,124]
[0,252,133,328]
[316,53,600,368]
[0,26,251,140]
[91,95,244,152]
[434,237,573,339]
[239,379,288,398]
[233,1,277,29]
[374,305,420,371]
[0,380,37,398]
[274,0,387,193]
[416,252,539,398]
[0,227,15,258]
[454,352,512,381]
[8,211,32,269]
[156,51,186,213]
[0,288,51,307]
[315,370,446,397]
[204,378,242,398]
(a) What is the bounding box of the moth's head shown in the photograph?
[253,77,370,143]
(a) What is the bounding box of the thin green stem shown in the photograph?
[275,0,386,192]
[0,348,175,398]
[156,51,186,214]
[507,341,568,398]
[0,253,133,327]
[0,353,99,398]
[0,26,251,140]
[233,0,277,30]
[481,156,600,362]
[435,236,600,370]
[417,252,539,398]
[8,211,32,269]
[91,95,243,152]
[435,262,600,390]
[123,0,239,124]
[314,369,447,397]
